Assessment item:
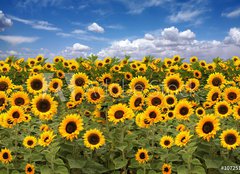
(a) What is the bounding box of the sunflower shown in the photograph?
[129,92,144,111]
[70,87,84,105]
[0,113,14,128]
[220,129,239,150]
[144,106,162,123]
[164,95,177,108]
[0,148,12,164]
[24,114,31,122]
[174,100,193,120]
[95,60,105,68]
[214,101,232,118]
[26,74,47,94]
[166,110,175,120]
[195,114,220,141]
[160,136,174,149]
[164,74,184,94]
[40,124,50,131]
[124,72,133,80]
[223,87,240,104]
[108,83,123,98]
[49,78,63,93]
[162,163,172,174]
[0,91,7,111]
[8,106,25,124]
[31,94,58,120]
[176,124,186,131]
[233,104,240,120]
[108,104,133,124]
[36,55,44,62]
[104,57,112,64]
[129,76,149,92]
[100,73,112,86]
[25,163,35,174]
[185,78,200,92]
[173,55,180,62]
[38,131,55,147]
[86,87,105,104]
[0,76,12,93]
[83,129,105,150]
[190,56,198,63]
[135,113,152,128]
[207,73,226,88]
[70,72,89,88]
[59,114,84,141]
[195,107,205,117]
[23,136,37,149]
[206,87,221,103]
[175,131,192,147]
[66,101,76,109]
[135,148,149,164]
[53,56,63,63]
[193,70,202,79]
[56,70,65,79]
[181,63,190,71]
[44,63,53,70]
[199,60,207,67]
[10,91,30,106]
[146,91,165,108]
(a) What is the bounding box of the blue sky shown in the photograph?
[0,0,240,60]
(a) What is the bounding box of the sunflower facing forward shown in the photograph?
[38,131,55,147]
[135,148,149,164]
[195,114,220,141]
[146,91,165,108]
[10,91,30,106]
[83,129,105,150]
[0,76,12,93]
[25,163,35,174]
[8,106,25,124]
[0,91,8,111]
[175,131,192,147]
[129,92,145,111]
[129,76,149,92]
[108,83,123,98]
[70,72,89,88]
[223,87,240,104]
[162,163,172,174]
[207,72,226,88]
[108,104,134,124]
[86,87,105,104]
[220,129,239,150]
[59,114,84,141]
[0,148,12,164]
[164,74,184,94]
[214,101,232,118]
[26,74,47,94]
[23,136,37,149]
[70,87,84,105]
[160,136,174,149]
[174,100,193,120]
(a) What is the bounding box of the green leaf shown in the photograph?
[204,158,223,169]
[191,158,202,166]
[177,165,188,174]
[55,166,69,174]
[137,169,144,174]
[40,166,52,174]
[68,158,86,169]
[11,171,20,174]
[54,158,65,166]
[192,166,206,174]
[113,157,128,170]
[148,170,157,174]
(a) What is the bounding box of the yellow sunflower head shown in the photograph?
[100,73,112,86]
[223,87,240,104]
[164,95,177,108]
[220,129,239,150]
[10,91,30,106]
[108,104,133,124]
[0,148,12,164]
[176,124,186,131]
[108,83,123,98]
[49,78,63,93]
[160,136,174,149]
[144,106,162,123]
[174,100,193,120]
[233,104,240,120]
[38,131,55,147]
[206,87,221,103]
[135,148,149,164]
[162,163,172,174]
[23,136,37,149]
[190,56,198,63]
[195,107,205,117]
[214,101,232,118]
[207,73,226,88]
[0,76,12,93]
[86,87,105,104]
[70,72,89,88]
[129,92,145,111]
[0,91,7,111]
[25,163,35,174]
[83,129,105,150]
[175,131,192,147]
[164,74,183,94]
[70,87,84,105]
[26,74,47,94]
[146,91,165,108]
[185,78,200,92]
[129,76,149,93]
[124,72,133,81]
[193,70,202,79]
[8,106,25,124]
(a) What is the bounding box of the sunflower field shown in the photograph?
[0,55,240,174]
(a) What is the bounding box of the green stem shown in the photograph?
[121,123,127,174]
[6,165,9,174]
[143,164,146,174]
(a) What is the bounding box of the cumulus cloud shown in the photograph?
[88,22,104,33]
[0,35,39,45]
[97,26,240,60]
[0,11,13,31]
[61,43,90,58]
[222,8,240,18]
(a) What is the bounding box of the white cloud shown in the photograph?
[61,43,90,58]
[0,11,13,31]
[72,43,90,51]
[71,29,86,34]
[169,10,203,23]
[56,32,72,37]
[106,24,124,30]
[0,35,39,45]
[87,22,104,33]
[222,8,240,18]
[7,50,18,55]
[97,26,240,61]
[9,15,60,31]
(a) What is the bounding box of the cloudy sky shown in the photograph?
[0,0,240,61]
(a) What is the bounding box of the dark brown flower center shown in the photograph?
[12,111,20,118]
[27,167,33,172]
[180,107,189,116]
[212,77,222,86]
[227,92,237,100]
[134,97,142,107]
[149,111,157,118]
[151,97,161,106]
[75,77,85,86]
[167,79,180,91]
[15,97,25,106]
[134,82,145,91]
[112,87,118,94]
[189,82,196,89]
[30,79,43,90]
[164,140,170,146]
[52,82,59,89]
[181,137,186,142]
[0,98,5,106]
[238,108,240,116]
[197,109,203,115]
[168,112,173,117]
[164,167,169,172]
[211,92,219,101]
[36,99,51,112]
[3,152,9,159]
[75,93,82,101]
[100,111,106,119]
[114,110,124,119]
[166,97,174,104]
[91,92,100,100]
[104,77,111,84]
[88,133,100,145]
[218,105,228,115]
[66,121,77,134]
[0,82,8,91]
[224,133,237,145]
[27,140,33,146]
[202,121,214,134]
[139,152,145,159]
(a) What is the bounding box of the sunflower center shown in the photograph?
[202,121,214,134]
[0,82,8,91]
[134,82,145,91]
[88,133,100,145]
[167,79,180,91]
[224,133,237,145]
[15,97,24,106]
[0,98,5,106]
[114,110,124,119]
[151,97,161,106]
[139,152,146,159]
[126,74,130,79]
[100,111,106,119]
[104,77,111,84]
[36,99,51,113]
[52,82,59,89]
[66,121,77,134]
[44,136,49,142]
[211,93,219,101]
[112,87,119,94]
[227,92,237,100]
[75,93,82,101]
[149,111,157,118]
[197,109,203,115]
[2,152,9,159]
[164,140,170,146]
[212,77,222,86]
[31,79,43,90]
[218,105,228,115]
[12,111,20,118]
[180,107,189,116]
[91,92,100,100]
[134,98,142,107]
[27,167,33,172]
[75,77,85,86]
[164,167,169,172]
[238,108,240,116]
[27,140,33,146]
[168,112,173,117]
[167,97,174,104]
[181,137,186,142]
